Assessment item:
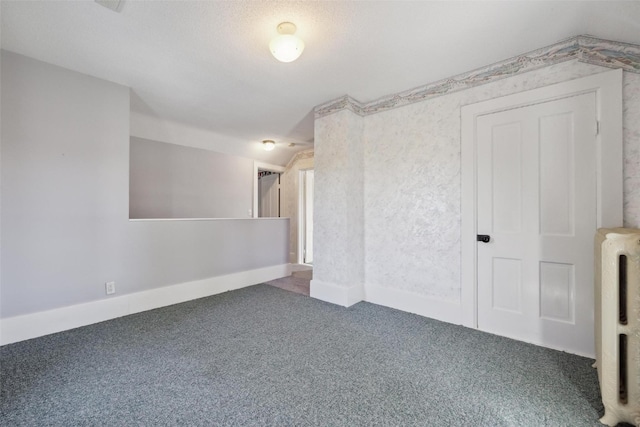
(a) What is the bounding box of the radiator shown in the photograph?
[594,228,640,426]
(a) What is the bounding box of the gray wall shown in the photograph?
[1,51,288,318]
[130,137,253,219]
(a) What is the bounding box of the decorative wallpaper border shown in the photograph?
[315,35,640,118]
[285,148,314,171]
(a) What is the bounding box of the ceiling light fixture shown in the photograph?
[262,140,276,151]
[269,22,304,63]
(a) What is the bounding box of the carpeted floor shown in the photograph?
[0,285,619,426]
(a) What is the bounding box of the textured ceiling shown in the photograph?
[2,1,640,164]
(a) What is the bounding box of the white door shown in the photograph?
[304,170,314,263]
[259,173,279,217]
[476,92,597,355]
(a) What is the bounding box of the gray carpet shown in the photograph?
[0,284,615,426]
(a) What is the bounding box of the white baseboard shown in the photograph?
[310,279,364,307]
[365,284,462,326]
[0,264,289,346]
[309,280,461,325]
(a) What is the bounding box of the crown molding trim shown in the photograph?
[314,35,640,119]
[315,95,366,118]
[285,148,314,171]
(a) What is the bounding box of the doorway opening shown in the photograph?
[258,170,280,217]
[253,162,285,218]
[299,169,314,265]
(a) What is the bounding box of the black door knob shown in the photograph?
[477,235,491,243]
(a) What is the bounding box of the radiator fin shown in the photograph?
[619,255,628,325]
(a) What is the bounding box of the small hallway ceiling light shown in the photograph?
[269,22,304,63]
[262,140,276,151]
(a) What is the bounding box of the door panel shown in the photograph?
[539,261,574,322]
[540,113,574,235]
[491,122,523,234]
[492,257,522,313]
[476,92,597,355]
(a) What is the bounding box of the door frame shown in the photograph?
[253,161,285,218]
[298,168,314,264]
[460,69,623,329]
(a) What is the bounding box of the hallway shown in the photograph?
[264,264,311,296]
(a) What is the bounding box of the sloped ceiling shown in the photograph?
[2,1,640,165]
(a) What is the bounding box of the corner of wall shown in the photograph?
[364,284,462,326]
[310,280,364,307]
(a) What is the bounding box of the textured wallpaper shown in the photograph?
[364,99,461,301]
[623,72,640,229]
[364,61,631,302]
[314,110,365,287]
[315,60,640,304]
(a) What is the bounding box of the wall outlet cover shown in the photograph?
[105,281,116,295]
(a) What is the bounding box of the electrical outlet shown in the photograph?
[105,281,116,295]
[248,208,252,217]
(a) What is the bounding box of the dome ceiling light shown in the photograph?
[262,140,276,151]
[269,22,304,63]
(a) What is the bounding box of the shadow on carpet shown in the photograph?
[263,270,311,296]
